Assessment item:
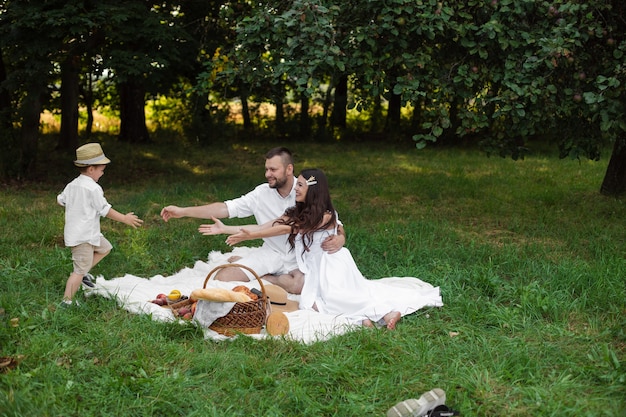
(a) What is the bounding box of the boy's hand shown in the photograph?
[125,212,143,228]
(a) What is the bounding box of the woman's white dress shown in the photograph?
[296,227,443,325]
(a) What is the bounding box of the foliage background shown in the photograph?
[1,0,626,194]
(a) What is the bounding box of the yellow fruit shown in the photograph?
[168,289,181,301]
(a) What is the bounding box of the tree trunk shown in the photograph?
[59,55,80,151]
[316,85,333,141]
[241,93,252,130]
[300,93,311,139]
[410,96,424,133]
[19,89,45,177]
[384,90,402,137]
[118,78,150,143]
[0,49,19,179]
[331,75,347,128]
[370,95,383,133]
[190,90,213,145]
[274,94,285,135]
[600,133,626,196]
[0,48,12,130]
[81,74,94,137]
[439,96,460,146]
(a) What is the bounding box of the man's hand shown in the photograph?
[160,205,183,222]
[321,233,345,254]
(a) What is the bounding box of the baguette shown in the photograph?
[190,287,252,303]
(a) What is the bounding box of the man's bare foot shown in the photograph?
[383,311,401,330]
[362,319,374,328]
[227,255,242,263]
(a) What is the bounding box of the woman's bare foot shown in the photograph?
[383,311,401,330]
[362,319,374,328]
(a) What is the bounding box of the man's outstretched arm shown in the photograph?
[160,202,229,222]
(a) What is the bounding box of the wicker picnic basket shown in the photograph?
[167,298,193,317]
[203,263,268,336]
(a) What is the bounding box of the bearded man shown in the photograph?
[161,147,345,294]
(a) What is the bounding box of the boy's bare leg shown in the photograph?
[91,251,110,269]
[63,272,83,301]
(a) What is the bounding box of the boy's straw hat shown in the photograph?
[74,143,111,167]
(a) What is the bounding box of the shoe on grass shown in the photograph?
[82,273,95,288]
[387,388,446,417]
[59,300,81,309]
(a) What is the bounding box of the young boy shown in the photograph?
[57,143,143,307]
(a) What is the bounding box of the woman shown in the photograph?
[199,169,442,329]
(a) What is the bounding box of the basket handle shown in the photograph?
[202,263,267,298]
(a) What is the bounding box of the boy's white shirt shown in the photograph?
[57,174,112,247]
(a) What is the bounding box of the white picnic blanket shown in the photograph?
[87,247,440,344]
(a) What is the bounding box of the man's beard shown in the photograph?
[269,176,287,189]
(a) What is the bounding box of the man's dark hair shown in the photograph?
[265,147,294,167]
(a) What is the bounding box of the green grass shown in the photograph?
[1,138,625,416]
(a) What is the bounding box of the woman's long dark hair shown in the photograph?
[276,168,336,253]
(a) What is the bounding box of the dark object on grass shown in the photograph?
[82,273,95,288]
[426,404,461,417]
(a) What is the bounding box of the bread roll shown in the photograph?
[232,285,258,300]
